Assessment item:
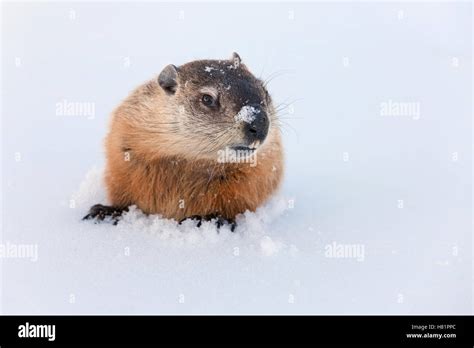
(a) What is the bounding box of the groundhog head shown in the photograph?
[155,53,277,161]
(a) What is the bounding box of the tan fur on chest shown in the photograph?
[105,124,283,220]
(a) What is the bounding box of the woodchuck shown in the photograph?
[83,53,284,229]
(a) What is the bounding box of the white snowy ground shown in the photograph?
[1,1,472,314]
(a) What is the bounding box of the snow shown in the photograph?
[1,2,471,314]
[260,236,286,257]
[74,167,290,249]
[204,66,215,73]
[234,105,260,124]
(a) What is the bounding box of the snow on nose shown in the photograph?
[234,105,260,124]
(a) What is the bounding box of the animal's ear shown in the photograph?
[158,64,179,94]
[231,52,242,66]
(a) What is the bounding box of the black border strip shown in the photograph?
[0,315,472,346]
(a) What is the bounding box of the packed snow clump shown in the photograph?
[234,105,260,124]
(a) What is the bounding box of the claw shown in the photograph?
[180,214,236,231]
[82,204,127,224]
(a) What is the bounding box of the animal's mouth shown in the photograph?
[231,140,261,152]
[231,145,256,152]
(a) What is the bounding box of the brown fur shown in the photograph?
[103,56,283,221]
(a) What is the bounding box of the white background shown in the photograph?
[1,1,472,314]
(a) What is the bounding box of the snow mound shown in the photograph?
[73,167,291,254]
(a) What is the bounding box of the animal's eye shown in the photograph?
[201,94,215,107]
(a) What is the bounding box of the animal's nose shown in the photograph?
[244,107,269,143]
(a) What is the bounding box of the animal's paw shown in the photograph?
[180,214,236,232]
[82,204,127,225]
